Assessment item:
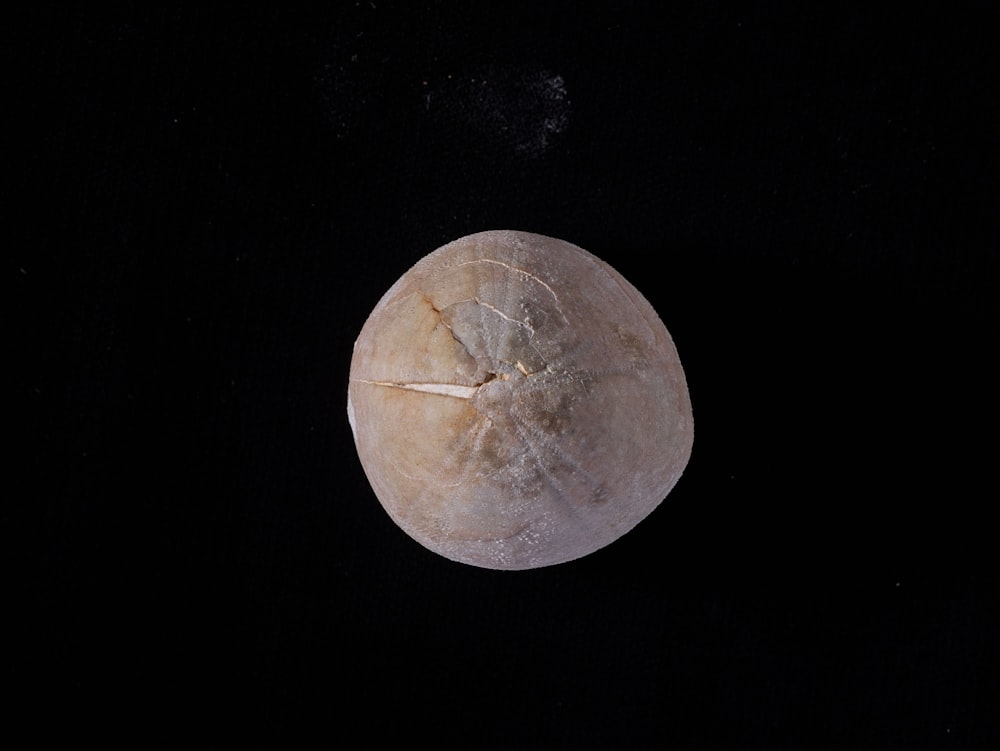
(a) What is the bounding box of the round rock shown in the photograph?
[347,230,693,570]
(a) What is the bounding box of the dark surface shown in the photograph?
[14,4,998,747]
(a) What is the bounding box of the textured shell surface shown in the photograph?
[348,230,693,570]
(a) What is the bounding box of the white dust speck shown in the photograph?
[423,64,572,157]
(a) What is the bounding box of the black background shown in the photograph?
[13,4,998,747]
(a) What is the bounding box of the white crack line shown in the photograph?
[354,380,478,399]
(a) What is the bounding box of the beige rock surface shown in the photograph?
[348,230,693,569]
